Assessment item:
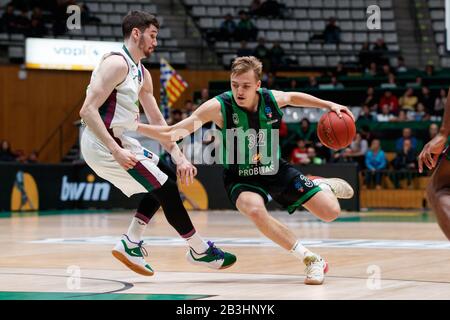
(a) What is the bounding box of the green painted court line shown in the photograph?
[0,291,209,300]
[335,212,435,223]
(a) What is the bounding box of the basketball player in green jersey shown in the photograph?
[418,88,450,240]
[137,56,355,285]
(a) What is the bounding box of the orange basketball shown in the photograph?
[317,111,356,150]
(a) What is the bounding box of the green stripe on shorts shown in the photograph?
[287,186,322,214]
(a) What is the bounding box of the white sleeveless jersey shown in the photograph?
[88,45,144,133]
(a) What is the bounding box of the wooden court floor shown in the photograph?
[0,209,450,300]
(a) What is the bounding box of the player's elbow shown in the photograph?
[79,106,89,119]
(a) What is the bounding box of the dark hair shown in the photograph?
[122,11,160,39]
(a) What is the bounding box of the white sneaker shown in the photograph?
[311,177,354,199]
[112,234,154,276]
[303,253,329,285]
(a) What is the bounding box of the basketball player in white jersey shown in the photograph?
[79,11,236,276]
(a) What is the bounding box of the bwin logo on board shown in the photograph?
[60,174,110,201]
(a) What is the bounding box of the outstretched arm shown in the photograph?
[139,68,197,184]
[137,97,222,142]
[271,90,355,120]
[418,88,450,172]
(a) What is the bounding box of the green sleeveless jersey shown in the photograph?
[215,88,284,176]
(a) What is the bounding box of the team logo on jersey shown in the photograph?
[264,106,273,119]
[252,153,261,163]
[294,177,304,193]
[143,149,153,159]
[232,113,239,125]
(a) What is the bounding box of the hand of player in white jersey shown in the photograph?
[418,133,447,173]
[329,103,355,121]
[176,158,198,185]
[112,148,138,170]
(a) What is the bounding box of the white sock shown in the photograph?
[186,233,209,253]
[126,217,147,243]
[290,240,313,260]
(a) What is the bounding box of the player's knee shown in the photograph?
[245,205,268,222]
[321,201,340,222]
[237,199,267,222]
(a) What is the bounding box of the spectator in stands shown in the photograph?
[394,109,409,122]
[167,109,185,126]
[334,131,368,169]
[365,62,378,77]
[395,127,418,152]
[426,123,439,143]
[253,37,270,70]
[399,88,418,112]
[381,64,392,76]
[219,14,236,41]
[384,73,397,88]
[0,3,17,33]
[434,88,447,117]
[323,17,341,44]
[27,15,47,37]
[195,88,209,106]
[15,149,27,163]
[396,56,408,73]
[425,63,435,76]
[377,104,395,122]
[379,90,399,115]
[358,104,375,122]
[264,72,277,89]
[419,86,434,115]
[307,76,318,88]
[289,79,297,90]
[235,10,257,42]
[290,139,308,165]
[364,139,386,189]
[307,147,325,165]
[258,0,284,18]
[371,38,389,65]
[363,87,378,111]
[269,41,285,72]
[14,9,31,34]
[334,62,347,77]
[236,41,253,57]
[296,118,315,145]
[390,139,417,189]
[411,102,430,121]
[80,2,101,25]
[183,100,195,116]
[415,76,423,87]
[358,42,372,70]
[0,140,16,162]
[249,0,262,17]
[329,76,344,89]
[27,150,39,163]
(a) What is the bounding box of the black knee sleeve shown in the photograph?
[136,193,160,222]
[152,178,195,236]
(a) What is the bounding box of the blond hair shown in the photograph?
[231,56,262,81]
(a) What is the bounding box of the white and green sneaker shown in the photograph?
[186,241,237,270]
[303,253,329,285]
[112,234,154,276]
[310,176,354,199]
